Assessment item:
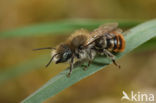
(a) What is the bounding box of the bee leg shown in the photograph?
[82,49,93,70]
[83,60,91,71]
[88,49,92,59]
[81,64,87,70]
[103,49,120,68]
[67,56,74,77]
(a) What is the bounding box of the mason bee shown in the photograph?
[34,23,125,76]
[85,23,125,68]
[33,29,96,76]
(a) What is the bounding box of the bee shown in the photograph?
[85,23,125,68]
[33,29,96,76]
[34,23,125,76]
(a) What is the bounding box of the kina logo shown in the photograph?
[121,90,155,102]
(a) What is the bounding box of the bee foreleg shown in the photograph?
[103,49,120,68]
[67,56,74,77]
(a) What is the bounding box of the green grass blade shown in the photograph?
[0,19,142,38]
[135,37,156,51]
[22,19,156,103]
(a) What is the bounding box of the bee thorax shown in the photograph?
[75,49,88,60]
[75,48,96,61]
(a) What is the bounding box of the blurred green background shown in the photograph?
[0,0,156,103]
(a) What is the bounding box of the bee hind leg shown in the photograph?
[103,49,120,68]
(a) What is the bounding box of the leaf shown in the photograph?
[22,19,156,103]
[136,38,156,52]
[0,19,142,38]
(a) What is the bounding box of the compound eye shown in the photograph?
[63,53,68,59]
[63,49,72,60]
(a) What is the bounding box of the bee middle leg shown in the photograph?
[103,49,120,68]
[82,60,92,71]
[82,49,93,70]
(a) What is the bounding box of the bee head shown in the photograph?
[55,44,72,64]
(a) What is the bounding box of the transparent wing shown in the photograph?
[85,23,119,46]
[91,23,119,38]
[113,28,123,33]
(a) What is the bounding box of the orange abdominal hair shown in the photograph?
[113,32,125,52]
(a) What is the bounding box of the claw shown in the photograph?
[67,72,71,78]
[112,60,121,69]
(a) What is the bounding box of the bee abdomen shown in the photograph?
[106,32,125,52]
[117,33,125,52]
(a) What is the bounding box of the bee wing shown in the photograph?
[85,23,119,46]
[91,23,119,38]
[113,28,123,33]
